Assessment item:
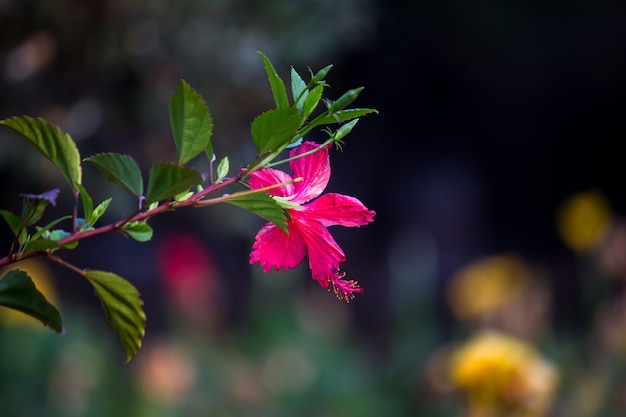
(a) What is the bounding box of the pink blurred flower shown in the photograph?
[248,141,375,301]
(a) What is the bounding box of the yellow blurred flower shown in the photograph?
[447,254,531,322]
[556,190,613,253]
[448,330,559,417]
[0,258,58,329]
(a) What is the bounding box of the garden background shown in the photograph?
[1,1,626,416]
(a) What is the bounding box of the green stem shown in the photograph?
[264,137,334,169]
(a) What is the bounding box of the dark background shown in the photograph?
[1,1,625,416]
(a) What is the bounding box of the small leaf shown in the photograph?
[258,52,289,109]
[0,209,22,236]
[85,270,146,361]
[122,222,153,242]
[226,191,288,233]
[312,108,378,127]
[174,189,193,202]
[169,80,214,165]
[0,116,82,191]
[251,107,302,154]
[91,198,112,227]
[302,84,324,120]
[145,162,203,204]
[291,67,308,112]
[77,184,94,228]
[215,156,229,183]
[0,269,62,332]
[31,215,72,241]
[85,153,144,197]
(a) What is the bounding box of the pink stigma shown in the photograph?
[329,271,363,302]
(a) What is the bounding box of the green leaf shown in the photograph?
[169,80,214,165]
[312,108,378,127]
[145,162,203,204]
[302,84,324,120]
[31,215,72,241]
[258,51,289,109]
[215,156,229,183]
[251,107,302,154]
[84,153,144,197]
[77,184,94,228]
[85,270,145,361]
[91,198,112,227]
[291,67,308,112]
[122,222,153,242]
[0,269,62,332]
[0,116,82,191]
[0,209,22,236]
[226,191,288,233]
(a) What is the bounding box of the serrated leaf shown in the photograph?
[0,116,81,191]
[85,153,143,197]
[122,222,153,242]
[0,209,22,236]
[169,80,214,165]
[226,191,288,233]
[251,107,302,154]
[258,51,289,109]
[0,269,62,332]
[291,67,308,112]
[312,108,378,127]
[85,270,145,361]
[216,156,229,182]
[145,162,203,204]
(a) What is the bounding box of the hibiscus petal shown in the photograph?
[249,221,306,272]
[304,193,375,227]
[292,214,346,287]
[289,141,330,203]
[248,168,295,198]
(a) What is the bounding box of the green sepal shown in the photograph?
[251,107,302,154]
[20,189,60,226]
[84,153,144,197]
[169,80,214,165]
[312,108,378,127]
[0,116,82,191]
[258,52,289,109]
[122,222,153,242]
[84,270,146,361]
[310,64,333,85]
[226,191,288,233]
[0,269,62,332]
[145,162,203,204]
[326,87,364,114]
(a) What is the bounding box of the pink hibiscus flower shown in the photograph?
[248,141,375,301]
